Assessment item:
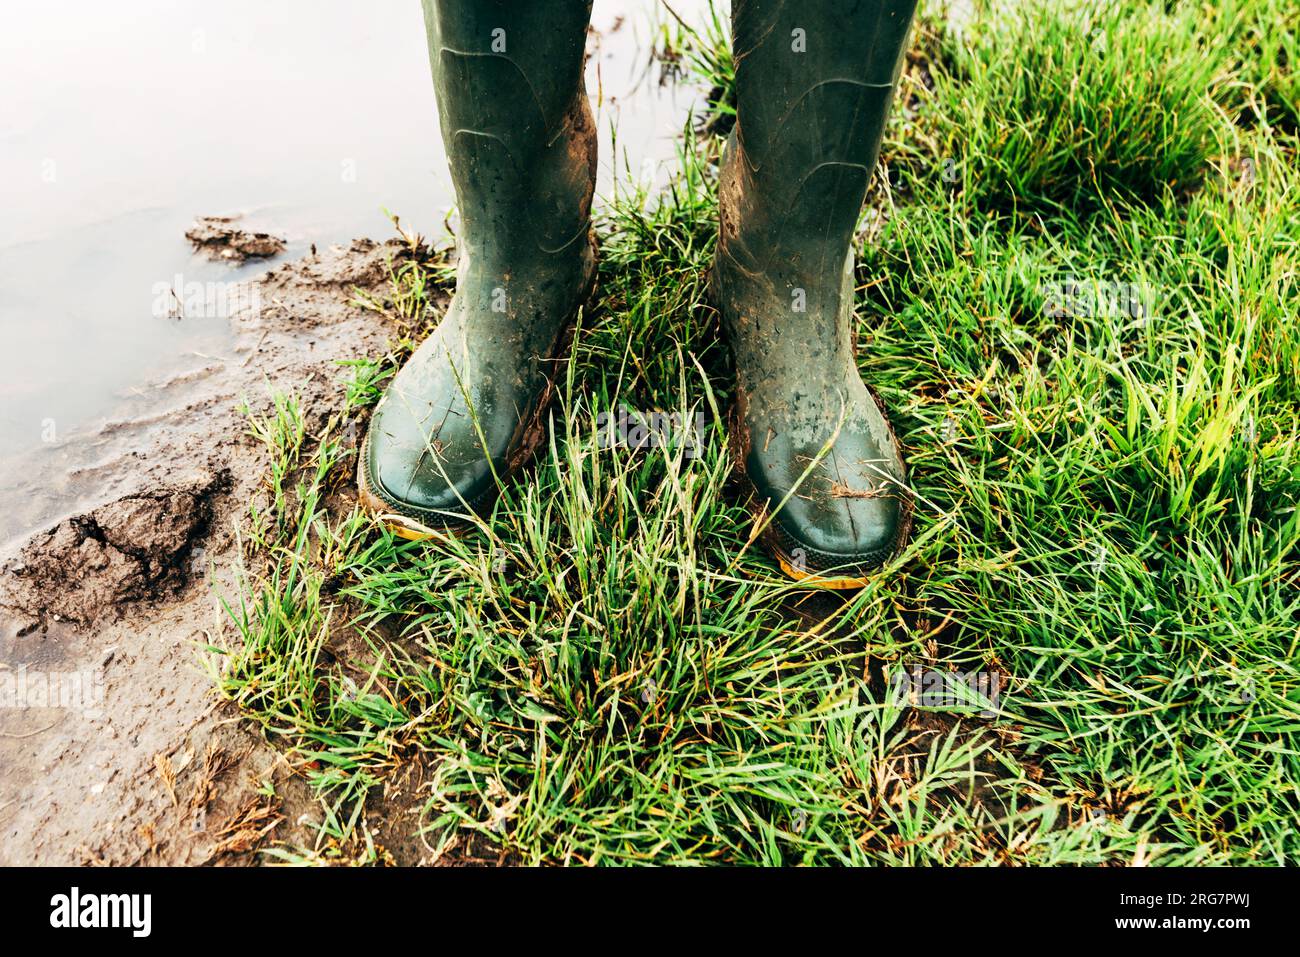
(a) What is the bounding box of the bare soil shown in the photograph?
[0,237,421,865]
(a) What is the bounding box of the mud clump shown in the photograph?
[1,472,230,631]
[186,215,286,262]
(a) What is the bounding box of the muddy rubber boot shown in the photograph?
[359,0,596,538]
[716,0,918,587]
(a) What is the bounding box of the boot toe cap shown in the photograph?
[361,421,496,527]
[769,492,907,573]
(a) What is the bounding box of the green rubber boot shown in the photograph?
[360,0,596,538]
[717,0,918,587]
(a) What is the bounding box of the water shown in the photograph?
[0,0,709,542]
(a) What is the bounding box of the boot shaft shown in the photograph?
[718,0,918,380]
[420,0,596,262]
[725,0,918,271]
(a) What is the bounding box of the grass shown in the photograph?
[930,0,1231,213]
[207,0,1300,865]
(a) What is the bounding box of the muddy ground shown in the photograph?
[0,238,430,865]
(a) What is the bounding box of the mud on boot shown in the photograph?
[715,0,918,586]
[360,0,598,538]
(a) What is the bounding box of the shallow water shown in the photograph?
[0,0,709,542]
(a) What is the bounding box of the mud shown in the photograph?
[185,215,287,262]
[2,474,229,632]
[0,236,420,865]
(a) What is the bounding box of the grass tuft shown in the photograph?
[928,0,1231,215]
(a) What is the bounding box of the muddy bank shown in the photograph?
[0,238,417,865]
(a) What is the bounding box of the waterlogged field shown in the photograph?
[209,0,1300,864]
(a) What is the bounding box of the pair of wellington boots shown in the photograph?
[359,0,918,588]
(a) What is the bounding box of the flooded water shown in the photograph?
[0,0,710,543]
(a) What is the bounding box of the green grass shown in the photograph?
[208,0,1300,865]
[930,0,1231,213]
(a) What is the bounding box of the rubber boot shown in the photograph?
[360,0,596,538]
[716,0,918,587]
